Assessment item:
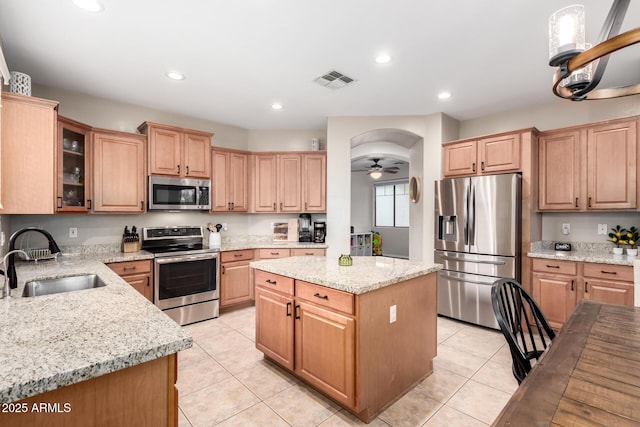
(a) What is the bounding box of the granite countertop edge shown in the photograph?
[251,257,442,295]
[527,250,636,266]
[0,257,192,404]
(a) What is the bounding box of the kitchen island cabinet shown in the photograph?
[251,256,441,422]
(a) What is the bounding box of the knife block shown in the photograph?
[121,239,140,253]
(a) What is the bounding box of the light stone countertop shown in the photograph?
[527,250,636,266]
[219,235,328,252]
[250,256,442,294]
[0,255,192,404]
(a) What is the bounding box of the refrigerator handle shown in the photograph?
[463,184,469,246]
[468,184,476,247]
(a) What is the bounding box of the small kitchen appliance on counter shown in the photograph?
[314,221,326,243]
[141,225,219,325]
[298,213,312,242]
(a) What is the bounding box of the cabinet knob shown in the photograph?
[273,203,276,211]
[177,165,181,174]
[294,304,300,319]
[141,201,144,211]
[57,196,63,209]
[87,199,92,210]
[571,280,574,291]
[186,165,189,175]
[313,292,329,300]
[588,197,592,208]
[472,162,476,172]
[481,161,485,171]
[575,197,579,208]
[584,281,588,293]
[286,302,292,317]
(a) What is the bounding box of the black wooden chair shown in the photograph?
[491,278,556,384]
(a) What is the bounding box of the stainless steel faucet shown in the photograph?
[1,250,30,298]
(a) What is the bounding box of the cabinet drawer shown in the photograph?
[258,248,291,259]
[291,248,325,256]
[107,259,152,276]
[296,280,354,315]
[583,263,633,282]
[255,270,294,295]
[221,249,254,263]
[532,258,577,275]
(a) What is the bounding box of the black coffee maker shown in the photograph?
[298,214,312,242]
[313,222,326,243]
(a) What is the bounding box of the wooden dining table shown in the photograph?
[493,299,640,426]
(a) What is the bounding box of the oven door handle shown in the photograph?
[155,253,219,264]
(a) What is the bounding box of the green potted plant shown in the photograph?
[625,226,639,257]
[609,225,626,255]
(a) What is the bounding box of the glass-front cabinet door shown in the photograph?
[57,116,91,212]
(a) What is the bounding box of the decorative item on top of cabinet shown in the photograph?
[92,129,147,213]
[442,132,521,178]
[538,117,637,211]
[211,148,248,212]
[138,121,212,179]
[107,259,153,302]
[57,116,92,212]
[1,93,58,214]
[220,249,254,308]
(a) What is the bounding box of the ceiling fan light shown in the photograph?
[370,171,382,179]
[549,4,585,65]
[561,43,594,91]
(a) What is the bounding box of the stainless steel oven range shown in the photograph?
[141,226,219,325]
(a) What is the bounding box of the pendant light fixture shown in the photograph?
[549,0,640,100]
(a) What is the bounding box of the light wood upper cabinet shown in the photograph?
[587,120,636,209]
[139,122,212,179]
[442,140,477,177]
[478,133,521,173]
[279,154,303,212]
[57,116,92,213]
[0,93,58,214]
[539,130,581,210]
[211,148,248,212]
[303,153,326,212]
[251,152,326,213]
[252,154,279,212]
[538,118,637,211]
[442,133,521,177]
[92,129,146,213]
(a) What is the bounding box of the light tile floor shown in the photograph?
[178,306,517,427]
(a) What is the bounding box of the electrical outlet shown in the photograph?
[222,223,228,231]
[598,224,608,235]
[389,305,397,323]
[562,223,570,235]
[69,227,78,238]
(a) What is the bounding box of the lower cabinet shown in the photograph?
[582,262,634,306]
[531,258,634,329]
[255,272,356,409]
[220,250,254,308]
[0,354,177,427]
[106,259,153,302]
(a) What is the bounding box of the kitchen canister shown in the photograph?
[9,71,31,96]
[310,138,320,151]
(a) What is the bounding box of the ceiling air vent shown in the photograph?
[313,70,356,89]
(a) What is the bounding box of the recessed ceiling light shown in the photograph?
[71,0,104,12]
[375,54,392,64]
[166,72,185,81]
[271,103,283,110]
[438,91,452,100]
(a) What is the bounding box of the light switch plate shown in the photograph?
[69,227,78,238]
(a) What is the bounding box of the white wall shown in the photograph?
[327,114,452,261]
[248,129,327,151]
[350,172,372,232]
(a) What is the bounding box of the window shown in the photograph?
[374,180,409,227]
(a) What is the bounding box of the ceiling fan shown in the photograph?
[353,158,399,179]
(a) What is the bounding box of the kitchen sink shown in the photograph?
[22,274,106,297]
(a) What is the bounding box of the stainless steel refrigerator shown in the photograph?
[434,173,521,329]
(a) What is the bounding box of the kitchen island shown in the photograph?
[0,255,192,427]
[250,256,442,422]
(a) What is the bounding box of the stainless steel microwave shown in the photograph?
[148,176,211,211]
